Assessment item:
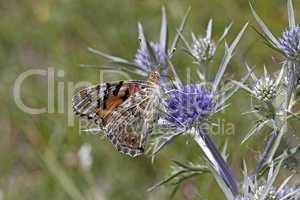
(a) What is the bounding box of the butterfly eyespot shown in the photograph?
[130,137,137,143]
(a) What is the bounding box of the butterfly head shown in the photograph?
[148,70,160,83]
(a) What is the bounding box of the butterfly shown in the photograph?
[72,71,161,157]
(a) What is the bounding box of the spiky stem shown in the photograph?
[265,61,298,165]
[193,128,239,197]
[252,130,278,175]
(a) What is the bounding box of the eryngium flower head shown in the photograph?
[252,185,277,200]
[278,25,300,60]
[134,42,167,73]
[237,185,300,200]
[277,185,300,200]
[191,37,216,63]
[238,162,300,200]
[165,84,213,127]
[254,77,276,102]
[236,186,277,200]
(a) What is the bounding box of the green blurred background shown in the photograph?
[1,0,299,199]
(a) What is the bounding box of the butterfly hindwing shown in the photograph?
[104,86,160,157]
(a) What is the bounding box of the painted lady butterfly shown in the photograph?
[72,71,161,157]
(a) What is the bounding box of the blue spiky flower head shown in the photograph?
[134,42,167,73]
[165,84,213,128]
[278,25,300,61]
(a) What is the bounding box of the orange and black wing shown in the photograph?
[72,80,152,127]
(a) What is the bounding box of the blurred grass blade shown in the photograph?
[42,148,85,200]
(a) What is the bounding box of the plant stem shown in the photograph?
[194,128,239,197]
[266,61,297,164]
[252,130,278,175]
